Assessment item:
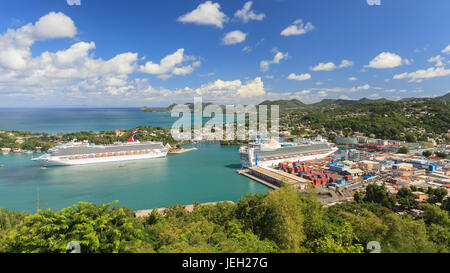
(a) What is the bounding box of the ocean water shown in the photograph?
[0,108,240,134]
[0,108,177,133]
[0,108,269,212]
[0,142,268,213]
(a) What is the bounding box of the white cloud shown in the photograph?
[33,12,77,40]
[310,59,353,71]
[233,1,265,23]
[139,48,200,79]
[317,91,327,97]
[264,75,274,79]
[0,12,77,70]
[192,77,265,99]
[339,95,352,100]
[312,84,373,93]
[177,1,228,29]
[442,45,450,54]
[365,52,403,69]
[287,73,311,81]
[348,77,357,81]
[428,55,445,67]
[311,62,335,71]
[393,66,450,82]
[259,60,270,72]
[242,46,251,53]
[260,50,288,72]
[403,58,413,65]
[222,30,247,45]
[0,12,143,103]
[280,19,314,36]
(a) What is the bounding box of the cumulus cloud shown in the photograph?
[365,52,403,69]
[348,77,357,81]
[442,45,450,54]
[190,77,265,100]
[0,12,77,70]
[260,50,288,72]
[222,30,247,45]
[428,55,445,67]
[233,1,265,23]
[310,59,353,71]
[34,12,77,39]
[139,49,200,79]
[287,73,311,81]
[0,12,145,102]
[280,19,314,36]
[393,66,450,82]
[177,1,228,29]
[312,84,373,93]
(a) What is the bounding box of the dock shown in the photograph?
[134,201,234,218]
[238,166,310,191]
[168,147,197,154]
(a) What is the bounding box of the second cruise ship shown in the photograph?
[239,136,338,168]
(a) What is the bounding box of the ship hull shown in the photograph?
[36,151,168,166]
[240,147,338,168]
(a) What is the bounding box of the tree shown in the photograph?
[396,187,418,209]
[422,150,433,157]
[398,146,409,154]
[364,184,395,208]
[4,201,146,253]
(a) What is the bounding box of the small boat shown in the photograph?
[40,167,47,170]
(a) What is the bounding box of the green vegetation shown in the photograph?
[278,95,449,142]
[398,146,409,154]
[1,185,448,253]
[0,126,178,152]
[0,131,56,151]
[140,104,177,112]
[61,126,177,146]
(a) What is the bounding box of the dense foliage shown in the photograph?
[0,126,178,151]
[0,185,448,253]
[282,97,449,142]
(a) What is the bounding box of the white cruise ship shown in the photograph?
[239,136,338,168]
[32,132,168,166]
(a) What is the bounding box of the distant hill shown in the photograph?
[258,99,306,110]
[141,93,449,112]
[309,98,356,108]
[436,92,450,101]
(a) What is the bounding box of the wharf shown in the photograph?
[238,166,310,191]
[134,201,234,218]
[168,147,197,154]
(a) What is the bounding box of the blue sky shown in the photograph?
[0,0,449,107]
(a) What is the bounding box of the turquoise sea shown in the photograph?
[0,108,177,133]
[0,109,269,212]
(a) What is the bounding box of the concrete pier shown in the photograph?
[168,148,197,154]
[238,166,310,191]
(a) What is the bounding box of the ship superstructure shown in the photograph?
[239,136,338,168]
[32,131,168,166]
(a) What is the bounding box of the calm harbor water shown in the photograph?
[0,142,268,213]
[0,108,269,212]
